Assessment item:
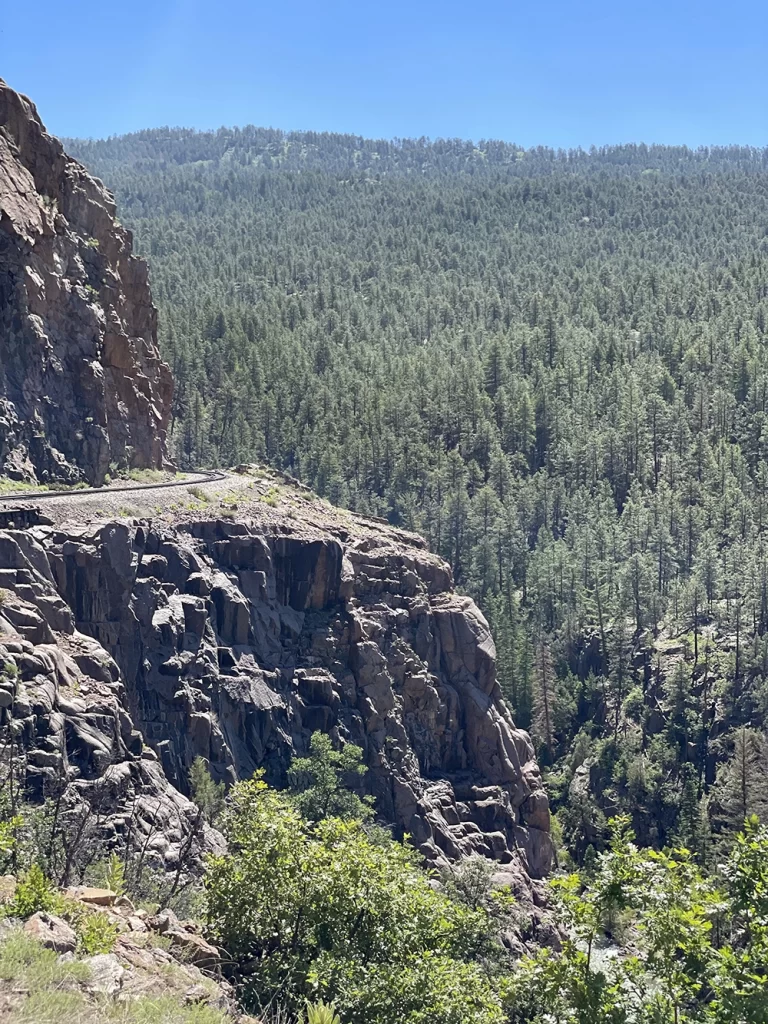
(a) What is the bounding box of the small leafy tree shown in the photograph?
[506,817,638,1023]
[190,756,226,826]
[204,773,503,1023]
[288,732,373,822]
[506,816,730,1024]
[712,816,768,1023]
[506,816,768,1024]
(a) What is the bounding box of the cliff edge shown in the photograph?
[0,79,172,485]
[0,471,552,904]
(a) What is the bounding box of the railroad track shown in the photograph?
[0,468,230,503]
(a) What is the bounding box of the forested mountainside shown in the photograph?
[68,128,768,865]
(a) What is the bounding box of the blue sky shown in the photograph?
[2,0,766,147]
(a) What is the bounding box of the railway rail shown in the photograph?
[0,469,232,528]
[0,469,230,503]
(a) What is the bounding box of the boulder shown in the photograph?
[165,927,222,970]
[82,953,125,996]
[24,912,76,953]
[66,886,117,907]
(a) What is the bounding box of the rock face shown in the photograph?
[0,79,172,484]
[0,492,552,884]
[24,911,77,952]
[0,523,219,880]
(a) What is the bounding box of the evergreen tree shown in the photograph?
[711,728,768,840]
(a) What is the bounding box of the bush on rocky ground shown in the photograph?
[205,772,505,1024]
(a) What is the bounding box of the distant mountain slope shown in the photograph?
[70,126,767,177]
[67,125,768,861]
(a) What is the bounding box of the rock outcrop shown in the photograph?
[0,79,172,484]
[0,478,552,890]
[0,881,241,1019]
[0,523,219,880]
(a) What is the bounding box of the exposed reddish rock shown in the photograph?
[0,79,172,484]
[65,886,117,907]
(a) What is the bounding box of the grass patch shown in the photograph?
[9,988,229,1024]
[187,486,210,503]
[0,930,229,1024]
[108,996,229,1024]
[260,486,281,507]
[0,929,91,988]
[12,990,88,1024]
[0,478,50,496]
[125,469,171,485]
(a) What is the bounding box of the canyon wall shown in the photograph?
[0,490,551,893]
[0,79,172,485]
[0,81,551,912]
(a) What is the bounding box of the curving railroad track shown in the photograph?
[0,469,243,527]
[0,469,230,503]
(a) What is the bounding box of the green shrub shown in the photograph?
[204,775,503,1024]
[76,910,119,955]
[302,1000,341,1024]
[6,864,57,919]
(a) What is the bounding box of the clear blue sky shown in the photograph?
[2,0,766,147]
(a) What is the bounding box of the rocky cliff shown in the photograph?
[0,472,552,902]
[0,80,172,485]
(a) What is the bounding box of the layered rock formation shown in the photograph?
[0,479,552,888]
[0,521,218,879]
[0,79,172,484]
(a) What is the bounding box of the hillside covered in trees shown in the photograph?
[68,128,768,866]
